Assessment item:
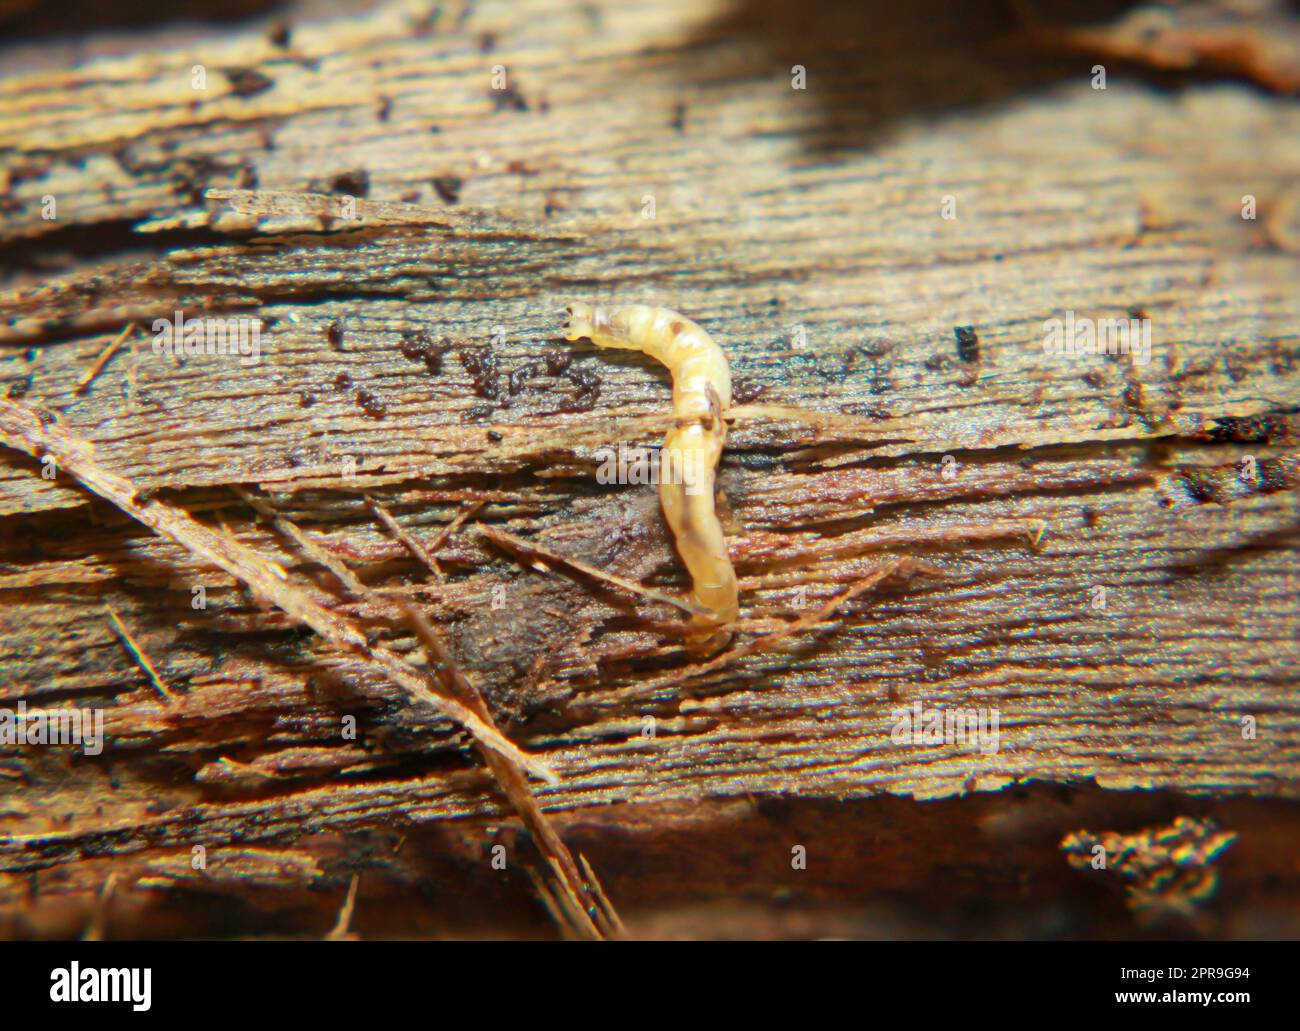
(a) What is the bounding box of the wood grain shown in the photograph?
[0,0,1297,937]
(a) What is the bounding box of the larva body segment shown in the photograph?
[562,303,738,641]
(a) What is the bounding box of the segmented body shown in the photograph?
[562,303,738,640]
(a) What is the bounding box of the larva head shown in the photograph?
[561,302,598,343]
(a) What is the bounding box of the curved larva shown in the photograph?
[562,302,738,640]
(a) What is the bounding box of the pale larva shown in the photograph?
[562,302,738,644]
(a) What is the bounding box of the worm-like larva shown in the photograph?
[562,303,738,642]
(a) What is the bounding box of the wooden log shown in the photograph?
[0,0,1297,938]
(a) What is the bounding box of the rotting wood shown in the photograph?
[0,396,554,783]
[236,483,614,936]
[1,0,1298,939]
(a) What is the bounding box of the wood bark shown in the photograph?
[0,0,1297,938]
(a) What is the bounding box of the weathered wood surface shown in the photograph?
[0,0,1298,937]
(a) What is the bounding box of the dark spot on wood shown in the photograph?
[735,452,780,470]
[1265,342,1300,377]
[330,170,370,197]
[377,96,393,122]
[508,361,547,396]
[1176,468,1225,505]
[670,102,687,132]
[1222,354,1248,382]
[954,326,979,363]
[505,159,538,176]
[1082,369,1105,388]
[1123,381,1144,411]
[479,32,497,53]
[846,341,892,365]
[492,85,529,113]
[543,344,572,376]
[785,350,837,382]
[5,160,46,188]
[298,392,316,408]
[356,389,386,418]
[924,354,950,372]
[1206,413,1287,444]
[410,6,440,36]
[1258,458,1294,493]
[400,331,453,373]
[1082,506,1100,527]
[223,67,274,98]
[487,430,503,442]
[6,375,32,400]
[464,403,493,422]
[846,343,894,389]
[334,373,353,391]
[165,154,235,205]
[268,22,291,48]
[732,378,764,404]
[432,175,463,204]
[561,367,601,410]
[326,320,344,349]
[460,347,501,399]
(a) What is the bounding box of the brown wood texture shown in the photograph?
[0,0,1298,938]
